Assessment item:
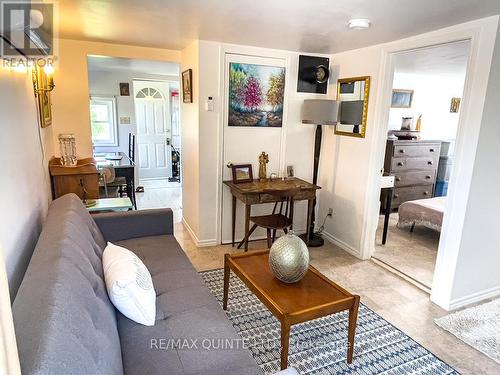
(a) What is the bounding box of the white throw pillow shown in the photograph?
[102,242,156,326]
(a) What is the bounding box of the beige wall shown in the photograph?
[180,41,201,238]
[52,39,181,158]
[0,66,53,299]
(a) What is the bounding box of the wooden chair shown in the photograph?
[109,133,137,207]
[238,188,301,250]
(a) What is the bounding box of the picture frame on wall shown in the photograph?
[391,89,414,108]
[119,82,130,96]
[228,62,286,127]
[450,97,461,113]
[33,68,53,128]
[230,164,253,184]
[182,69,193,103]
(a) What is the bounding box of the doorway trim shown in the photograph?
[360,16,499,310]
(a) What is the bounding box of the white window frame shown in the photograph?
[90,96,118,146]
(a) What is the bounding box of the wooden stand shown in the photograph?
[49,157,99,200]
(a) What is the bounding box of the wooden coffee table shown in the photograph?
[223,250,360,370]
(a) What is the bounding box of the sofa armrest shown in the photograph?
[92,208,174,242]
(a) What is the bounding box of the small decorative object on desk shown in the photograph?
[258,151,269,181]
[269,232,310,283]
[58,134,77,166]
[401,117,414,130]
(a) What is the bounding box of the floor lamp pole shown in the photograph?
[300,124,324,247]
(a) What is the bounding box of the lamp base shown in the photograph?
[299,233,324,247]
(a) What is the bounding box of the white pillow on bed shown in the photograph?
[102,242,156,326]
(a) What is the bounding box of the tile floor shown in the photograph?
[173,222,500,375]
[135,179,182,222]
[136,183,499,374]
[373,213,440,289]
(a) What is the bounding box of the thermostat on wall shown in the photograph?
[205,96,214,111]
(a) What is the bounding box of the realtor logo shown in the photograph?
[1,1,54,57]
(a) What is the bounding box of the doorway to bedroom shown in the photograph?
[372,41,470,291]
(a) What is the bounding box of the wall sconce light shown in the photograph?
[32,64,55,95]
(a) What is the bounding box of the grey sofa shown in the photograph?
[12,194,263,375]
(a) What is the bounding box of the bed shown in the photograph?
[397,196,446,232]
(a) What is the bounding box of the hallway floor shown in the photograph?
[135,179,182,222]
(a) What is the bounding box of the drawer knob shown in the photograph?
[426,175,431,179]
[427,161,433,165]
[394,194,399,198]
[398,162,404,166]
[399,149,405,153]
[430,148,435,152]
[396,177,401,182]
[423,191,429,196]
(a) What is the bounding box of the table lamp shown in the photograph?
[300,99,338,247]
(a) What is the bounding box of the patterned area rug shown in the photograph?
[200,268,458,375]
[435,299,500,364]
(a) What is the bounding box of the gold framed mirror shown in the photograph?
[335,76,370,138]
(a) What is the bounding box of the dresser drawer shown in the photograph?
[393,170,435,187]
[392,185,434,207]
[393,144,440,158]
[390,156,438,172]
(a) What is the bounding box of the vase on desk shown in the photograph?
[58,134,77,167]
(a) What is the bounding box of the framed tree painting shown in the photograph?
[228,62,285,127]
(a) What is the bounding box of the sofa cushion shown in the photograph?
[12,194,123,375]
[115,235,262,375]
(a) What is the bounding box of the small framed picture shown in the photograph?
[450,97,461,113]
[182,69,193,103]
[119,82,130,96]
[286,165,295,178]
[230,164,253,184]
[391,89,413,108]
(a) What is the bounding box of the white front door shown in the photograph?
[133,81,172,180]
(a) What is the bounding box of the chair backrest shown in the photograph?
[128,133,136,163]
[263,188,301,221]
[99,165,115,184]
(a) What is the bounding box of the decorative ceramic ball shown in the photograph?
[269,233,310,283]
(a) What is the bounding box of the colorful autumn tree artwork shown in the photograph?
[242,76,262,111]
[228,62,286,127]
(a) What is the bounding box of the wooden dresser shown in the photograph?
[383,139,441,209]
[49,157,100,200]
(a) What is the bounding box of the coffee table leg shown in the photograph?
[347,295,360,363]
[280,321,290,370]
[223,254,230,310]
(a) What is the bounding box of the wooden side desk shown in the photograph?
[223,178,321,250]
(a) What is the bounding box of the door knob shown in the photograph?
[166,137,171,146]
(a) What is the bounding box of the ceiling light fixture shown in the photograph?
[348,18,371,30]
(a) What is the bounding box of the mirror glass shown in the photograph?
[335,76,370,138]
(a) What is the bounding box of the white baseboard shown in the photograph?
[321,230,362,258]
[447,285,500,311]
[181,217,217,247]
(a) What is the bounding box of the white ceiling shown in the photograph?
[87,55,180,75]
[58,0,500,53]
[393,41,471,76]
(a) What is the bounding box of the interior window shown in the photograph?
[90,96,118,146]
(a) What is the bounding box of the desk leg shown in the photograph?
[347,295,360,363]
[382,188,392,245]
[244,204,251,252]
[306,199,314,246]
[231,196,236,247]
[280,321,290,370]
[223,254,230,310]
